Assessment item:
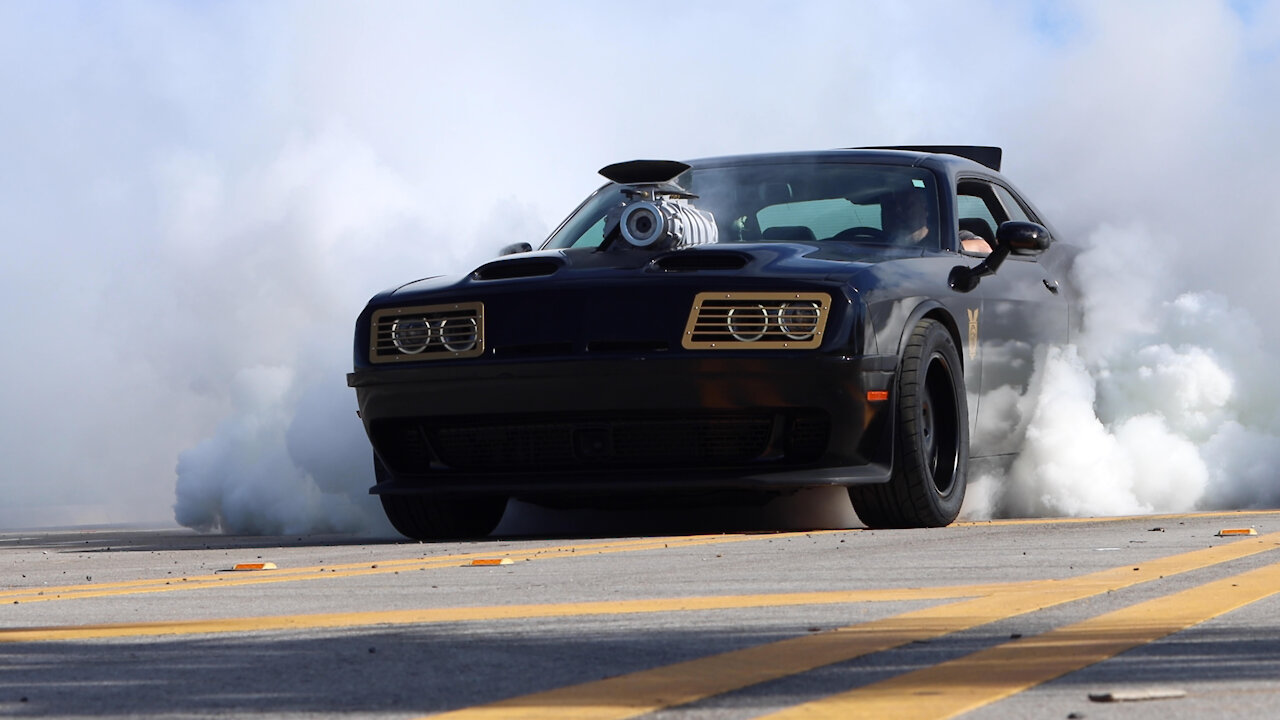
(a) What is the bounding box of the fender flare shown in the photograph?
[893,300,964,368]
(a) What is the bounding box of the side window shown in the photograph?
[956,179,1006,245]
[956,194,999,230]
[992,185,1032,223]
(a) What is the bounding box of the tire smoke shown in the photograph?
[5,3,1278,533]
[961,225,1280,520]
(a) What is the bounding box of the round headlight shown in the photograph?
[726,305,769,342]
[391,317,437,354]
[441,316,478,352]
[778,301,820,340]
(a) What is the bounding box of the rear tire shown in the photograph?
[850,318,968,528]
[375,458,507,540]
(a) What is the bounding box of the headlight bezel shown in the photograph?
[683,292,831,350]
[370,302,485,363]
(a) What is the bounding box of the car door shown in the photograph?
[958,178,1070,457]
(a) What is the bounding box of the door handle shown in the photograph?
[1043,278,1060,294]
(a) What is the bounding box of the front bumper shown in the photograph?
[348,353,897,496]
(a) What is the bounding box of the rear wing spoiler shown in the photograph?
[855,145,1002,172]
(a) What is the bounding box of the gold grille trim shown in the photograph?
[370,302,485,363]
[683,292,831,350]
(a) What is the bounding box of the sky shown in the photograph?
[1,1,1278,532]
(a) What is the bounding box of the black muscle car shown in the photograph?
[347,146,1073,539]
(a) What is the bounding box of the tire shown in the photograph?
[850,318,968,528]
[374,458,507,540]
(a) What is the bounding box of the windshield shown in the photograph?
[544,162,941,251]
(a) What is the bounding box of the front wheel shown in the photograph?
[850,318,968,528]
[375,457,507,540]
[380,494,507,541]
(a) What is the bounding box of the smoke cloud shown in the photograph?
[961,225,1280,520]
[1,2,1277,532]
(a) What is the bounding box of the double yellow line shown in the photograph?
[5,520,1279,719]
[421,533,1280,719]
[767,560,1280,719]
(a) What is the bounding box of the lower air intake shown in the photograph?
[373,412,829,473]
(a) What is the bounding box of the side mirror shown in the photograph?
[499,242,533,256]
[949,221,1050,293]
[998,221,1050,256]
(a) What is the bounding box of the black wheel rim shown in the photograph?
[920,388,937,473]
[922,354,960,495]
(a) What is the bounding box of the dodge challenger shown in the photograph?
[347,146,1072,539]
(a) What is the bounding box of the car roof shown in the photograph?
[681,148,999,177]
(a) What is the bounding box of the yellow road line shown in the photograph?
[19,528,1275,646]
[0,586,990,643]
[3,533,1274,720]
[1,531,830,605]
[761,560,1280,719]
[11,511,1275,604]
[414,533,1280,719]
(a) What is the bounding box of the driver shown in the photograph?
[883,187,935,246]
[885,187,993,253]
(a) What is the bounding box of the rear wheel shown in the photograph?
[850,318,968,528]
[375,458,507,540]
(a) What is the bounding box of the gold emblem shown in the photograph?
[967,308,979,359]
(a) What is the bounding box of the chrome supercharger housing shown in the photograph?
[615,191,718,250]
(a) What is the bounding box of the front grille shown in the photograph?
[374,420,435,472]
[372,412,830,474]
[370,302,484,364]
[683,292,831,350]
[432,416,772,470]
[434,423,579,469]
[787,414,830,461]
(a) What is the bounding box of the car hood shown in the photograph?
[389,242,924,297]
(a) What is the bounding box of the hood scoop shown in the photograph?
[652,251,751,272]
[472,257,564,281]
[650,249,747,271]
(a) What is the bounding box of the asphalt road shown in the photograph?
[3,508,1279,719]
